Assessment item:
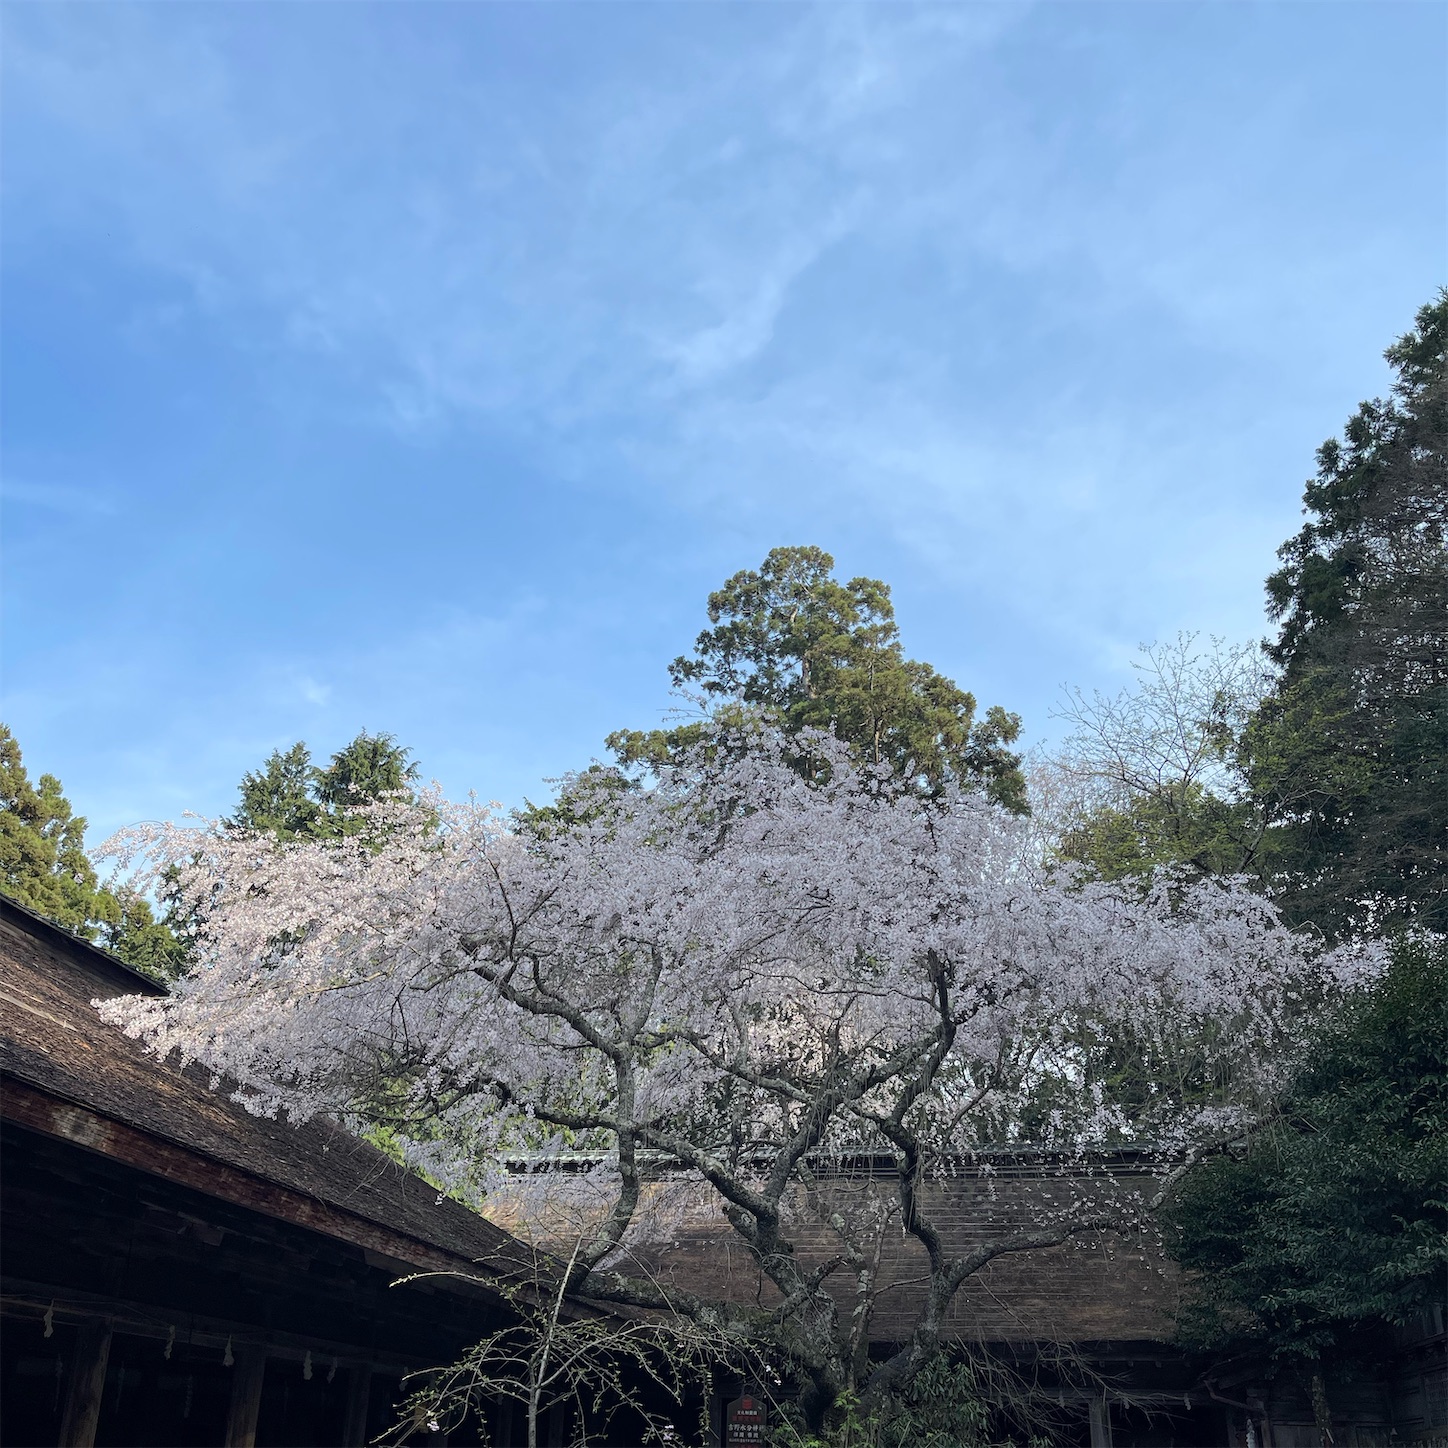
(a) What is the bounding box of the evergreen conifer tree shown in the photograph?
[1248,292,1448,937]
[608,546,1026,809]
[229,731,418,840]
[0,723,184,976]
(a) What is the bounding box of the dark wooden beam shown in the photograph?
[0,1078,515,1290]
[58,1320,111,1447]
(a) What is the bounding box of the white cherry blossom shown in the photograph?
[98,729,1380,1421]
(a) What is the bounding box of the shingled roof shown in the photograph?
[485,1150,1184,1345]
[617,1170,1181,1345]
[0,894,531,1286]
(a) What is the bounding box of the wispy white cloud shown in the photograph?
[659,201,862,386]
[3,0,1440,839]
[3,3,1032,429]
[296,676,331,708]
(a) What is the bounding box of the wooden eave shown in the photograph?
[0,893,589,1312]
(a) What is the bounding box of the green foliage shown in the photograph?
[313,730,421,818]
[871,1356,994,1448]
[517,763,641,839]
[1165,935,1448,1370]
[0,723,107,934]
[0,725,421,980]
[1248,291,1448,938]
[1046,635,1273,891]
[96,887,190,979]
[0,724,185,978]
[1053,296,1447,945]
[1044,302,1447,1416]
[609,547,1026,810]
[232,741,323,839]
[1055,782,1258,886]
[766,1354,1064,1448]
[229,731,419,840]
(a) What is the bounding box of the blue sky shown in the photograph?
[3,1,1444,843]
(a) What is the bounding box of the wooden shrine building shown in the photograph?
[0,896,596,1447]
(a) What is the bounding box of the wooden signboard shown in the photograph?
[725,1392,768,1445]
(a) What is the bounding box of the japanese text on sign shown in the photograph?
[726,1393,768,1444]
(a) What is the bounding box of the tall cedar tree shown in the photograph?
[1248,292,1448,938]
[230,731,419,841]
[117,731,422,978]
[608,546,1027,810]
[1159,297,1448,1439]
[0,722,104,932]
[0,728,420,978]
[0,724,182,975]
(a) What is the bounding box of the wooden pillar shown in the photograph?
[1089,1394,1114,1448]
[547,1398,567,1447]
[225,1347,267,1448]
[494,1397,515,1448]
[58,1321,112,1448]
[342,1365,372,1447]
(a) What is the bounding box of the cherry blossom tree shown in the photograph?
[98,729,1378,1434]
